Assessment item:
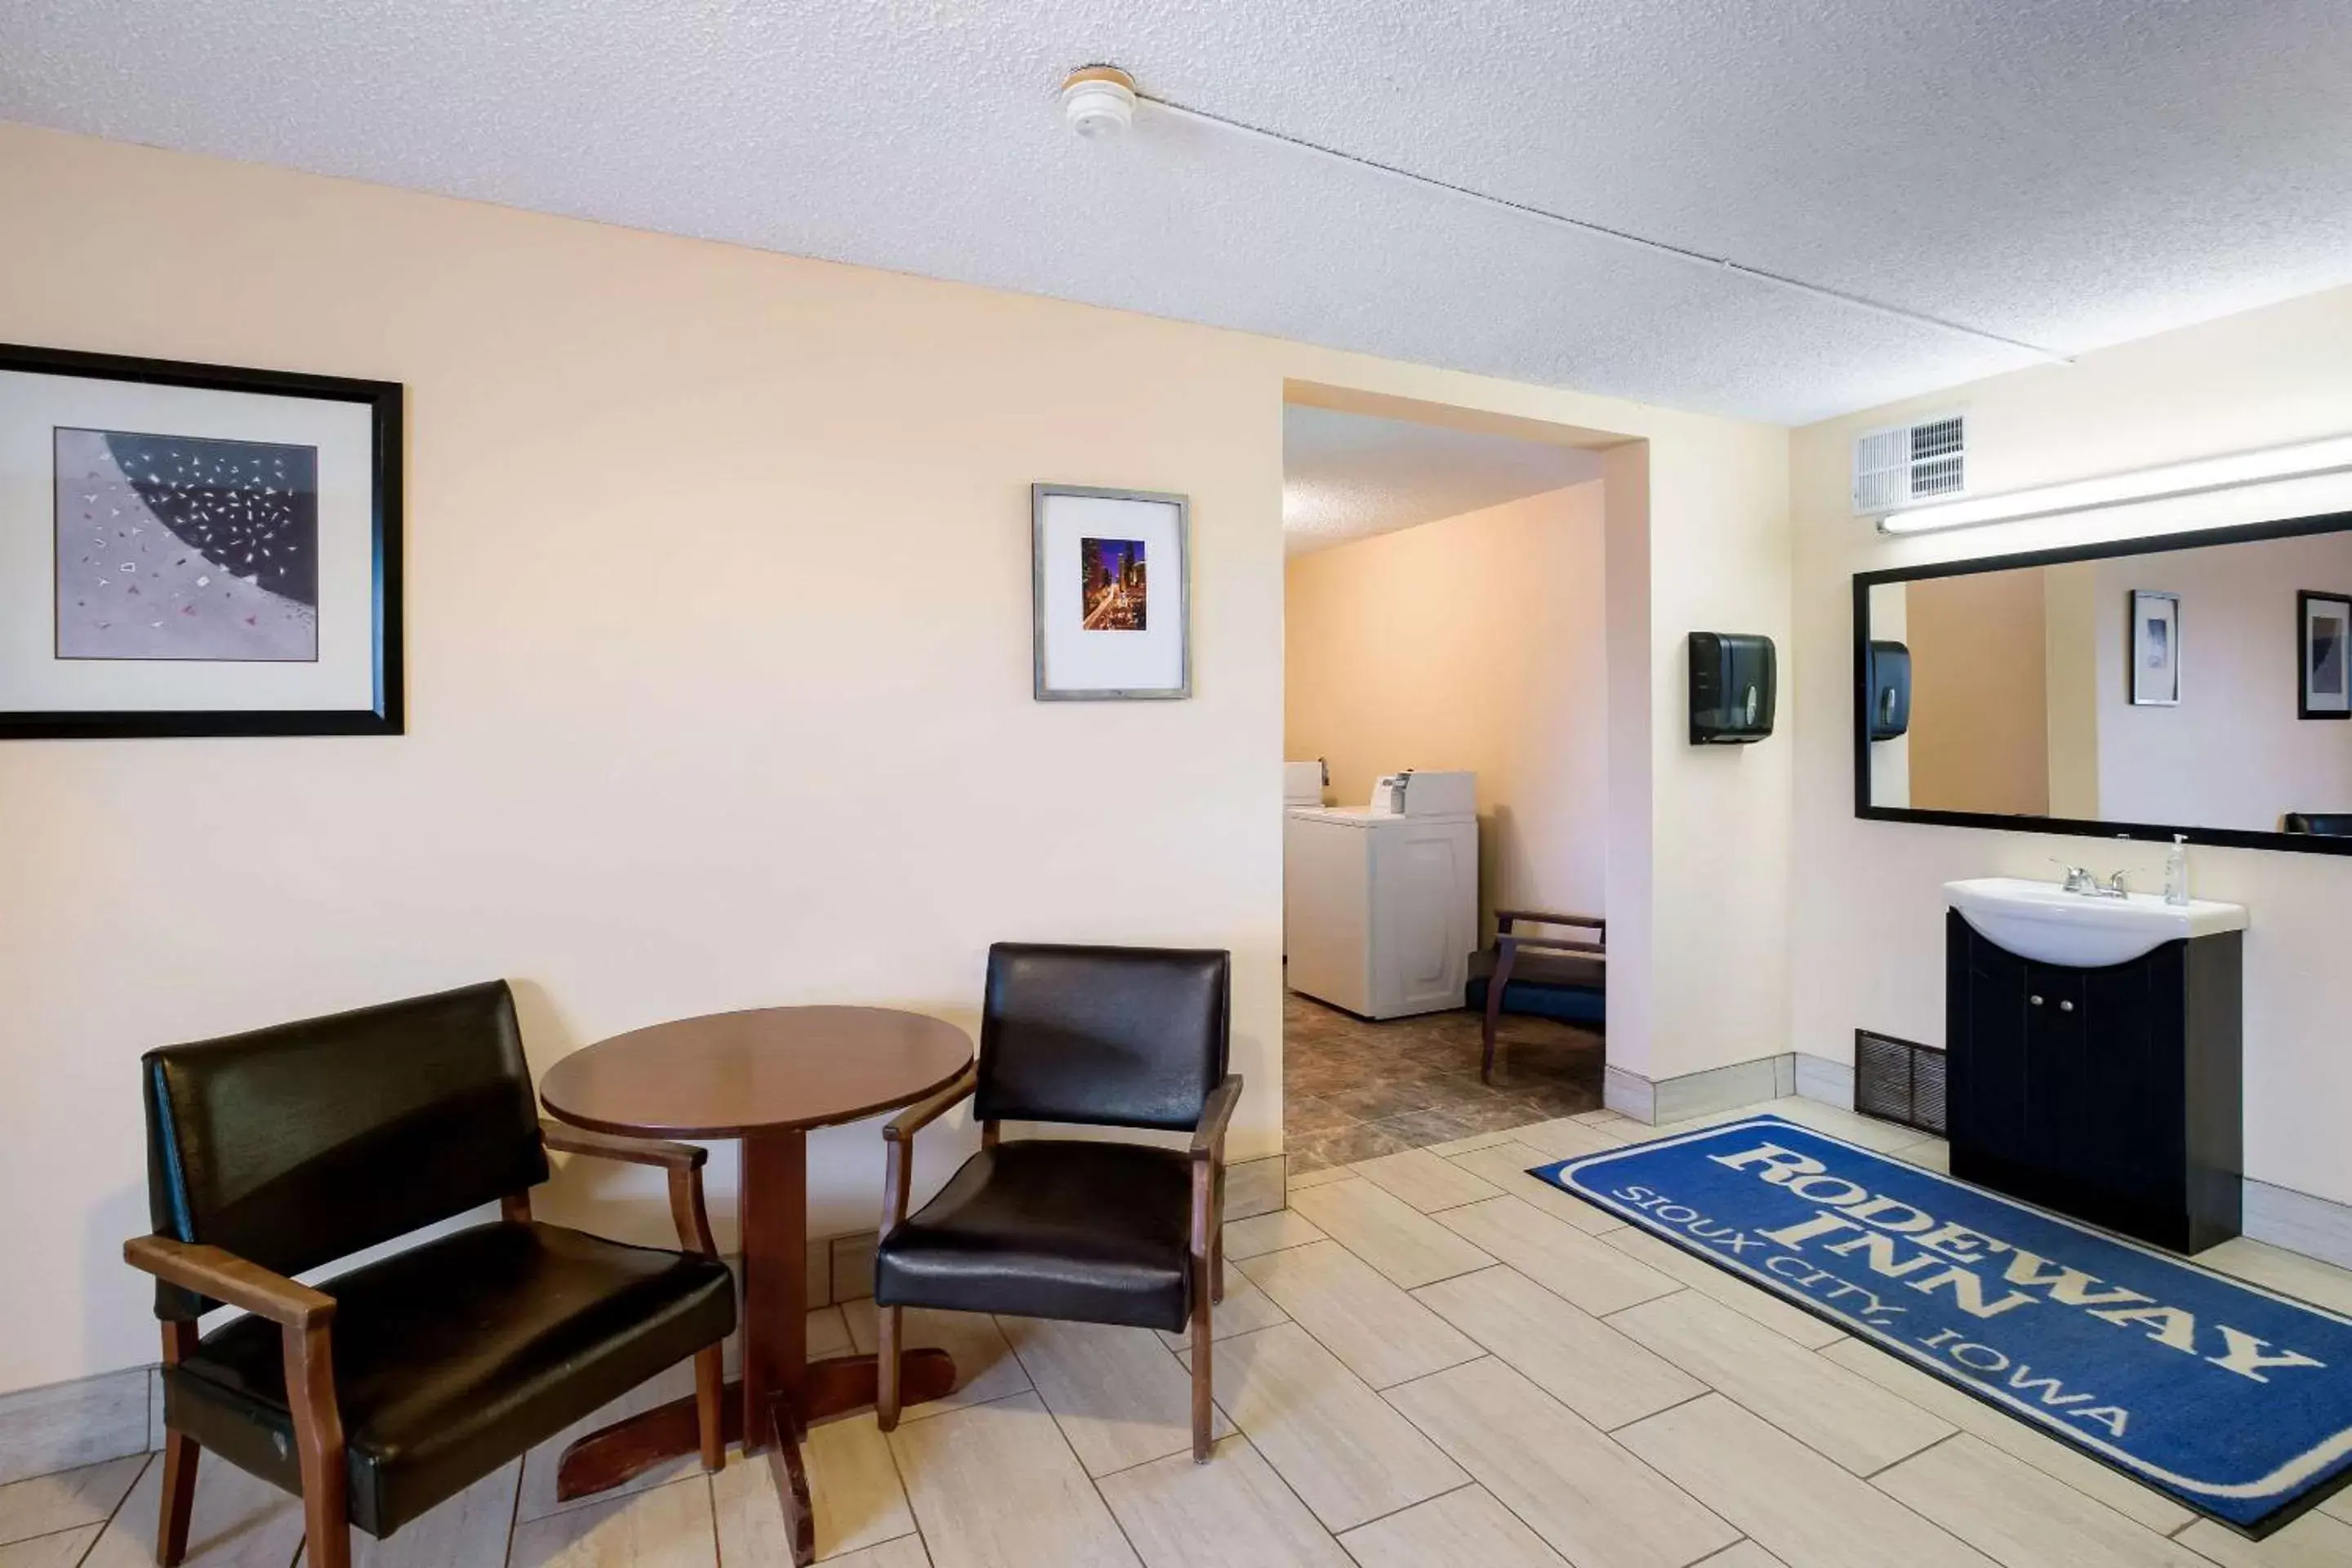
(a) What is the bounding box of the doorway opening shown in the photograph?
[1281,390,1615,1170]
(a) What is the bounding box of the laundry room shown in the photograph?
[1281,395,1615,1169]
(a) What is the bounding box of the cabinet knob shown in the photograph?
[2029,995,2043,1007]
[2059,999,2074,1013]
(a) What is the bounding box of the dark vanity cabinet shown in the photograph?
[1945,911,2242,1252]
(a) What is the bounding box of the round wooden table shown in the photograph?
[539,1005,973,1565]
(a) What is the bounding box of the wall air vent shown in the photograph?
[1853,413,1967,516]
[1854,1028,1945,1135]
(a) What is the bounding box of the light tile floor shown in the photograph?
[15,1097,2352,1567]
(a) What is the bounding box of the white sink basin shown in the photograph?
[1944,877,2247,969]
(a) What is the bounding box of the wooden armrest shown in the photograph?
[1190,1074,1245,1161]
[541,1120,706,1170]
[1495,934,1607,956]
[884,1068,978,1144]
[880,1068,978,1234]
[536,1121,718,1257]
[1494,908,1605,932]
[123,1235,335,1328]
[130,1235,347,1541]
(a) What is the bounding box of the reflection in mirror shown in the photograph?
[1861,524,2352,840]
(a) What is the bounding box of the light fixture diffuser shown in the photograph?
[1878,434,2352,535]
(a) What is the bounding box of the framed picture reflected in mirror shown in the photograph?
[2300,590,2351,720]
[2130,589,2180,706]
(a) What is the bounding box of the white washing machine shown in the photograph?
[1285,772,1477,1020]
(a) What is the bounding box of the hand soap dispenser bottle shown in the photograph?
[2163,835,2190,906]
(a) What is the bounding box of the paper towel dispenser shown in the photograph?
[1689,633,1777,745]
[1866,640,1911,742]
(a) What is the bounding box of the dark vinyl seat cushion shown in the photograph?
[1466,949,1606,1027]
[163,1221,735,1537]
[874,1140,1194,1334]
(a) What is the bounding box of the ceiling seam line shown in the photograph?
[1136,92,2075,368]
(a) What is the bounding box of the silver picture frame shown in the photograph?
[1031,483,1192,702]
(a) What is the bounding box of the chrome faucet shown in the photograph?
[2051,860,2127,898]
[2053,862,2097,894]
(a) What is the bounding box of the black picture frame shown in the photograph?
[0,341,403,739]
[2127,589,2180,706]
[1853,506,2352,857]
[2298,589,2352,721]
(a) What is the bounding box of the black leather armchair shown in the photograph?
[873,944,1241,1461]
[124,981,737,1568]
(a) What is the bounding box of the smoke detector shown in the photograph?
[1062,66,1137,140]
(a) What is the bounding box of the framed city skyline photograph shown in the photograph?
[1080,535,1147,631]
[0,342,402,737]
[1031,483,1188,701]
[2300,589,2350,719]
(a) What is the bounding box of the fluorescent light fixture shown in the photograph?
[1878,434,2352,535]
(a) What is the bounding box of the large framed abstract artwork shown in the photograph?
[1031,483,1190,701]
[0,343,402,738]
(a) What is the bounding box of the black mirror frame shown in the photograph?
[1852,506,2352,857]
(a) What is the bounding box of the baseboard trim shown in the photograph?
[1606,1054,1788,1126]
[2243,1178,2352,1274]
[1601,1065,1656,1122]
[0,1365,152,1487]
[1225,1154,1287,1221]
[1793,1052,1856,1108]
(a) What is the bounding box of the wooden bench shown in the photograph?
[1465,907,1606,1084]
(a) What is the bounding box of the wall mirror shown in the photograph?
[1854,510,2352,854]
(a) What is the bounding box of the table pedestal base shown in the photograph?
[556,1349,956,1563]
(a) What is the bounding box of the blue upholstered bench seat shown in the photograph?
[1464,972,1606,1027]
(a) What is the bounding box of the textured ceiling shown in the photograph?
[6,3,2351,424]
[1284,407,1601,555]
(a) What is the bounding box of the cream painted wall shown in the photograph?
[1904,570,2050,816]
[1636,430,1794,1086]
[0,123,1792,1391]
[2043,562,2102,819]
[1792,283,2352,1211]
[1285,483,1608,932]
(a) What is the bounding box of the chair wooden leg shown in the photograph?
[1482,947,1516,1085]
[1211,1224,1226,1304]
[157,1321,199,1568]
[157,1429,199,1567]
[297,1474,350,1568]
[283,1321,349,1568]
[875,1303,902,1431]
[1190,1277,1214,1463]
[1481,993,1503,1085]
[694,1343,727,1471]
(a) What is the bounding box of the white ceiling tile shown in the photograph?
[1283,407,1602,554]
[6,2,2347,423]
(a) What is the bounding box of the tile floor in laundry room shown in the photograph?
[1281,993,1607,1171]
[11,1093,2352,1566]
